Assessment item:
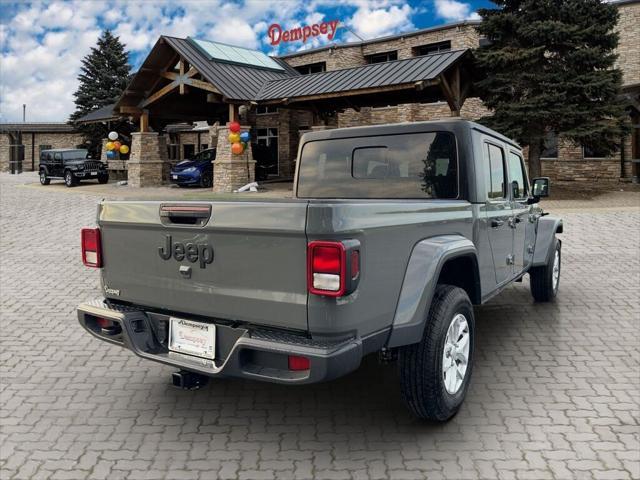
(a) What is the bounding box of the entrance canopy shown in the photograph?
[257,49,473,113]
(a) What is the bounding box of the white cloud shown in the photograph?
[349,3,414,40]
[434,0,479,21]
[0,0,431,122]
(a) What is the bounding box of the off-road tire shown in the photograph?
[399,285,475,421]
[98,174,109,184]
[200,173,212,188]
[39,170,50,185]
[530,238,560,302]
[64,170,78,187]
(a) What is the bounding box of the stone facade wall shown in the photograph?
[0,132,83,172]
[127,132,169,187]
[0,134,10,172]
[213,125,256,193]
[615,1,640,87]
[283,44,366,72]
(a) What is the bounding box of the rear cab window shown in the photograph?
[484,143,506,200]
[297,132,458,199]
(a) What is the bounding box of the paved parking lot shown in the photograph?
[1,172,639,480]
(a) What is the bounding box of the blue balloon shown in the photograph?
[106,150,116,159]
[239,131,250,143]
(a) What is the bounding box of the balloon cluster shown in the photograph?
[228,122,250,155]
[105,131,129,159]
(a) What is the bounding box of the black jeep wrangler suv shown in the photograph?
[39,149,109,187]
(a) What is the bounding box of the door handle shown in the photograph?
[491,219,504,228]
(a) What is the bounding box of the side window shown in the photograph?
[485,143,506,199]
[508,152,528,200]
[54,153,62,162]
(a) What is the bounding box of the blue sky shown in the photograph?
[0,0,494,122]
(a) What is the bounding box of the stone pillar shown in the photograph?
[213,125,256,193]
[0,134,10,172]
[127,132,169,187]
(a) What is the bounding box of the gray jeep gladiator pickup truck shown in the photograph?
[77,120,562,421]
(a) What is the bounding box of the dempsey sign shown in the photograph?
[268,20,340,46]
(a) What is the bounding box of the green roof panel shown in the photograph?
[189,38,284,71]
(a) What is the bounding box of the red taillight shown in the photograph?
[308,241,346,296]
[96,317,112,328]
[81,227,102,268]
[350,250,360,279]
[288,355,310,371]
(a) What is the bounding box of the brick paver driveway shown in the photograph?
[1,173,639,480]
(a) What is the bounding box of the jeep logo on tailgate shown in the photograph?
[158,235,214,269]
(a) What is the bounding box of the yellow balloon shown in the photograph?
[119,145,129,154]
[106,141,115,151]
[228,133,240,143]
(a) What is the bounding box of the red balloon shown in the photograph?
[229,121,241,133]
[113,141,122,150]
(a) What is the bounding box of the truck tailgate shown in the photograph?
[98,200,309,331]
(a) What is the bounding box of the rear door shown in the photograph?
[484,141,513,285]
[99,201,310,331]
[53,152,63,176]
[507,151,530,275]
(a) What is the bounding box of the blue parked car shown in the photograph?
[170,148,216,187]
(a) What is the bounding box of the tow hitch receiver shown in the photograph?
[172,370,209,390]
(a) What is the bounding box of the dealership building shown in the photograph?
[1,0,638,189]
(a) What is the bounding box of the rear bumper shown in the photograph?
[77,299,363,385]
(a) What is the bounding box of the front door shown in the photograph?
[508,151,530,275]
[53,152,63,177]
[484,142,513,285]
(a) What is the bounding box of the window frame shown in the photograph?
[582,144,610,159]
[541,131,559,160]
[256,105,279,115]
[484,141,507,201]
[413,40,452,56]
[365,50,398,64]
[507,150,529,201]
[293,62,326,75]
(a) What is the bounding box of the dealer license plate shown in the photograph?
[172,175,178,180]
[90,171,97,175]
[168,318,216,360]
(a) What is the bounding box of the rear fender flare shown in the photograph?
[532,216,563,267]
[386,235,478,348]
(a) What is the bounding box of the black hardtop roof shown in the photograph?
[41,148,88,152]
[299,119,521,149]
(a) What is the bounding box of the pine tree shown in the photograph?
[70,30,131,157]
[474,0,628,178]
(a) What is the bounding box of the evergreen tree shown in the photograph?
[70,30,131,157]
[474,0,628,178]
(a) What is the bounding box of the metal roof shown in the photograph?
[257,49,468,101]
[162,36,296,101]
[76,104,119,124]
[0,122,77,133]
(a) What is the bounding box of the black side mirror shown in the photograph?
[528,177,550,203]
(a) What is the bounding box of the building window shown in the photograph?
[168,144,179,160]
[257,128,278,176]
[365,50,398,64]
[294,62,326,75]
[183,144,195,160]
[39,145,52,155]
[256,105,279,115]
[414,40,452,56]
[541,132,558,159]
[583,144,610,159]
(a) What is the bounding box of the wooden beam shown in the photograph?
[186,67,198,78]
[179,59,186,95]
[140,80,178,108]
[185,78,221,94]
[120,106,142,114]
[160,71,179,80]
[229,104,239,122]
[438,74,459,116]
[140,110,149,132]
